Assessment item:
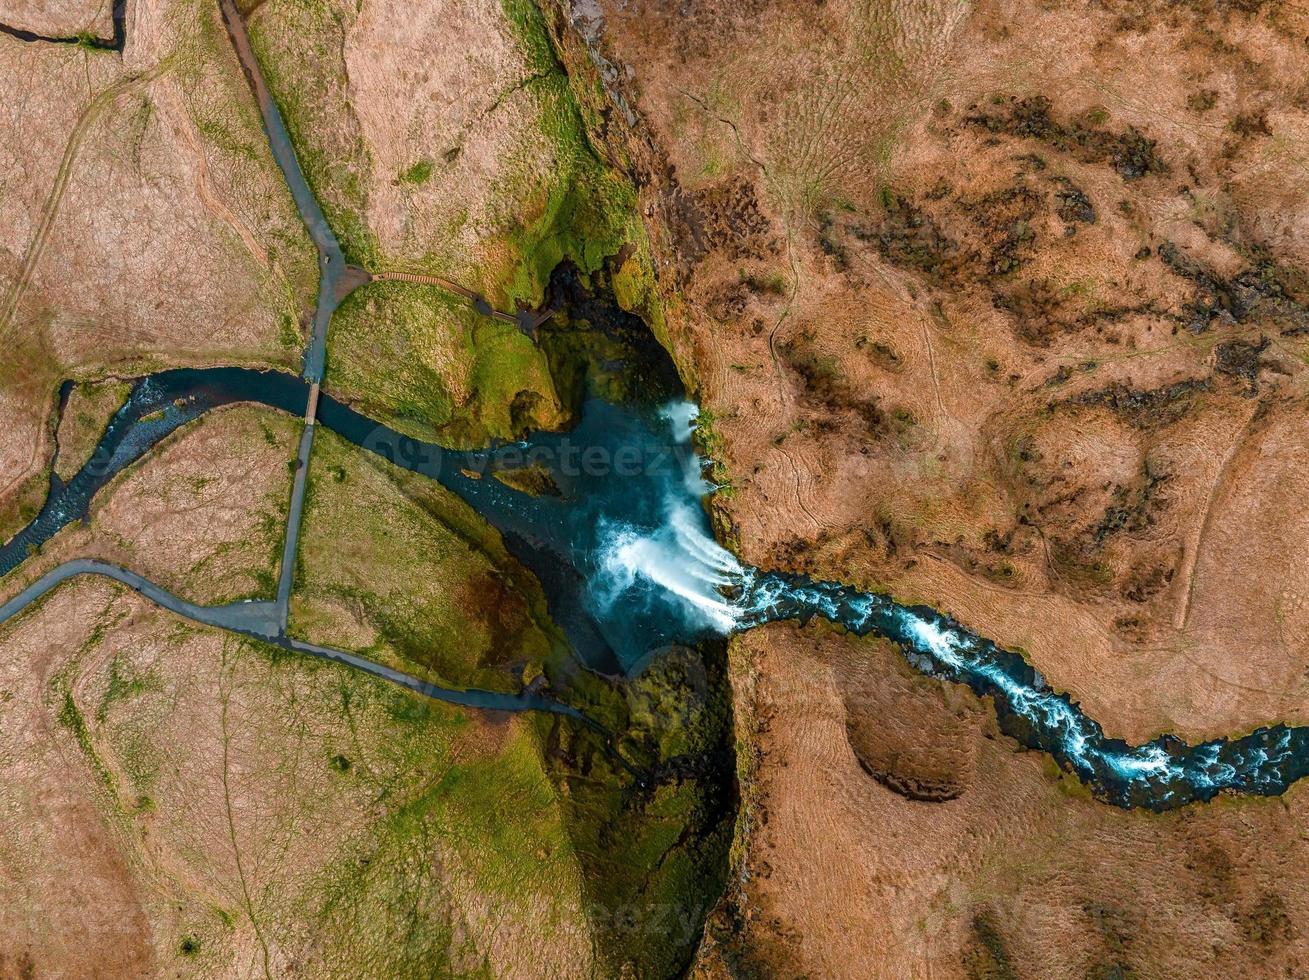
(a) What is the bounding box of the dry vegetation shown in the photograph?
[0,0,113,36]
[0,0,316,541]
[0,580,594,977]
[0,393,664,975]
[540,0,1309,973]
[696,625,1309,978]
[0,3,734,972]
[5,0,1309,973]
[1,405,297,608]
[0,395,723,977]
[564,0,1309,737]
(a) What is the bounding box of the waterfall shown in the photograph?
[581,399,1309,809]
[594,501,746,633]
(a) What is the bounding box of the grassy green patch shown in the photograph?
[327,281,565,444]
[488,0,646,311]
[54,379,131,482]
[397,158,434,185]
[52,616,595,974]
[251,0,670,438]
[96,651,160,722]
[296,684,590,973]
[491,463,561,497]
[290,427,566,690]
[536,645,735,977]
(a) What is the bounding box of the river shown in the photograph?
[3,351,1308,811]
[2,0,1305,815]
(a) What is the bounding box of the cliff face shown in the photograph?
[538,0,772,393]
[538,0,1309,976]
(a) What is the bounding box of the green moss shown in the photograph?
[519,22,675,365]
[466,319,566,440]
[276,312,301,350]
[327,280,564,444]
[491,463,562,497]
[693,408,732,490]
[486,0,652,313]
[96,652,159,722]
[1043,754,1094,801]
[255,0,670,436]
[57,619,596,975]
[55,379,131,482]
[288,678,591,974]
[326,282,456,434]
[496,152,639,310]
[291,427,567,691]
[397,158,434,185]
[56,688,119,803]
[538,646,735,977]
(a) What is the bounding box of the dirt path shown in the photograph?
[1173,406,1259,631]
[0,60,166,505]
[0,557,576,714]
[0,64,164,343]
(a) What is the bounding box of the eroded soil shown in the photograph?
[550,0,1309,973]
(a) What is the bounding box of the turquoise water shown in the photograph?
[4,365,1309,810]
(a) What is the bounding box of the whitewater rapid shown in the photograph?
[9,368,1306,811]
[588,402,1309,811]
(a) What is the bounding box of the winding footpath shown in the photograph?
[216,0,344,629]
[0,560,573,715]
[0,1,575,721]
[4,0,1309,811]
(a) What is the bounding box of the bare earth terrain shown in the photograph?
[538,0,1309,973]
[0,0,315,537]
[0,583,593,977]
[0,406,297,608]
[0,0,113,37]
[699,625,1309,977]
[3,0,1309,976]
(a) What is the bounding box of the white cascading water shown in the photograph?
[590,402,1308,807]
[660,399,723,497]
[659,401,700,445]
[595,502,746,633]
[593,401,750,633]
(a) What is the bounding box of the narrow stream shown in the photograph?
[0,369,306,580]
[0,0,126,50]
